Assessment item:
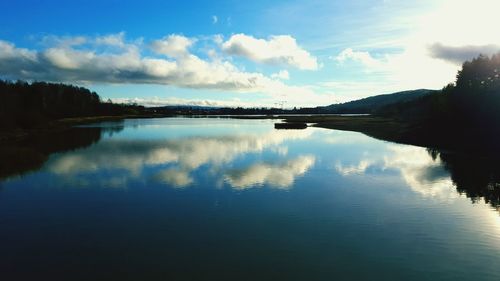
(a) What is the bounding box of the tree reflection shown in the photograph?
[428,148,500,210]
[0,125,124,180]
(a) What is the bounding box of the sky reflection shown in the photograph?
[44,119,314,189]
[1,118,499,281]
[3,117,499,209]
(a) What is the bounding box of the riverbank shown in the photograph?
[0,114,172,143]
[281,115,406,141]
[278,115,500,155]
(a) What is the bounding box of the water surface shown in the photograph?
[1,118,499,281]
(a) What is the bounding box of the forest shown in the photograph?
[0,80,147,130]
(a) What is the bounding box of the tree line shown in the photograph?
[0,80,146,129]
[376,52,500,152]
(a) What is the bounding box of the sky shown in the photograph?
[0,0,499,108]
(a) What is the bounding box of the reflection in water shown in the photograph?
[335,159,373,176]
[435,150,500,211]
[42,127,313,189]
[224,155,315,189]
[0,127,105,180]
[335,143,500,211]
[1,118,500,281]
[1,118,499,210]
[384,146,457,200]
[154,168,193,188]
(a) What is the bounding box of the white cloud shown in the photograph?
[151,34,194,57]
[0,35,316,100]
[95,32,126,47]
[0,40,36,61]
[42,48,95,70]
[271,70,289,80]
[334,48,381,67]
[222,34,318,70]
[326,0,500,98]
[224,155,315,189]
[331,46,457,93]
[111,96,263,108]
[212,34,224,45]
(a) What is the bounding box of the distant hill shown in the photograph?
[321,89,436,114]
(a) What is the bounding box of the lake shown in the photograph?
[1,117,499,281]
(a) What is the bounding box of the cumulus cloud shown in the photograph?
[222,34,318,70]
[151,34,194,57]
[428,43,500,64]
[224,155,315,189]
[0,34,315,98]
[95,32,126,47]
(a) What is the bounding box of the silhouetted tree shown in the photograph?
[376,52,500,152]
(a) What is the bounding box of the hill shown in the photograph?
[321,89,436,114]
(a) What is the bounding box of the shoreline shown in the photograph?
[1,114,496,155]
[0,114,172,143]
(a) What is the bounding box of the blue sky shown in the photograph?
[1,0,499,107]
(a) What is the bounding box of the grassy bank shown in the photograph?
[281,115,412,143]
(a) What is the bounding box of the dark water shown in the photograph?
[1,118,499,281]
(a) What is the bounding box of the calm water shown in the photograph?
[1,118,499,281]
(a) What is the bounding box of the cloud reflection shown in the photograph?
[45,129,313,189]
[224,155,315,189]
[154,168,193,188]
[335,145,457,200]
[383,146,457,200]
[335,160,373,176]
